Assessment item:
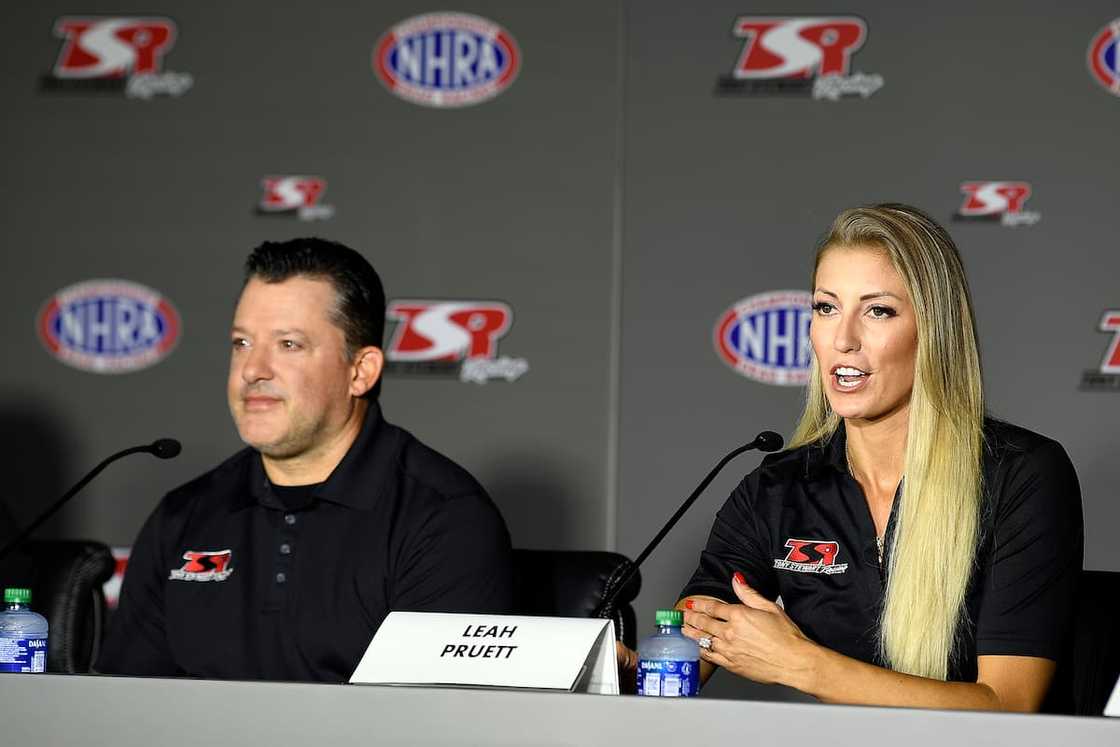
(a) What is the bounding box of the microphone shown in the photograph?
[150,438,182,459]
[592,430,783,619]
[0,438,182,561]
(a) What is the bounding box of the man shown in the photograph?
[97,238,514,681]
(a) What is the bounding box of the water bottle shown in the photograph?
[636,608,699,696]
[0,588,49,673]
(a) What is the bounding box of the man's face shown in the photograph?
[228,276,356,459]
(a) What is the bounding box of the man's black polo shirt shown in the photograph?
[97,403,514,682]
[682,419,1083,686]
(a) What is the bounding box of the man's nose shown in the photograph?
[240,344,273,383]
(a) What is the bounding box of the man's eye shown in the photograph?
[812,301,835,315]
[231,338,249,350]
[280,340,301,350]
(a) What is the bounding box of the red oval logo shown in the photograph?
[37,279,181,374]
[373,12,521,108]
[713,291,813,386]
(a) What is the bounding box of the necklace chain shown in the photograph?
[846,441,885,567]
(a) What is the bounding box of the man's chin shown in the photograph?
[237,428,299,458]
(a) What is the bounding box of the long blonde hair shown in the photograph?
[788,204,984,680]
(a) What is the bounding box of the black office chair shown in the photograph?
[511,549,641,649]
[1068,569,1120,715]
[21,540,115,674]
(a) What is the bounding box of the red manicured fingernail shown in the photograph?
[684,599,694,610]
[733,572,746,586]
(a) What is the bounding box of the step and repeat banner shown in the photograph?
[1,3,1117,699]
[616,1,1119,698]
[1,2,621,556]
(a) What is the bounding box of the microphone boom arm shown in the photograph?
[593,432,781,619]
[0,442,174,562]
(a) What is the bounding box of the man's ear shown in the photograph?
[350,346,384,397]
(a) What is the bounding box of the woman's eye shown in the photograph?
[868,305,897,318]
[812,301,835,315]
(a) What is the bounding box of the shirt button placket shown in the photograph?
[273,513,298,604]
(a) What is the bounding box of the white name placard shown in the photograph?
[1105,673,1120,717]
[349,612,619,695]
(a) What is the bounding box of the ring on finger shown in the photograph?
[698,636,712,650]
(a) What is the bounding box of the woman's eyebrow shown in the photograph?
[813,289,901,301]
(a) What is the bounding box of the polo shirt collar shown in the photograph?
[804,424,848,478]
[243,402,396,512]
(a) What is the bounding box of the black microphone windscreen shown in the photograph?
[150,438,182,459]
[754,431,784,452]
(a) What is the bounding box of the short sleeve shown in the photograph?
[390,492,514,615]
[95,504,181,676]
[679,471,779,604]
[975,439,1084,660]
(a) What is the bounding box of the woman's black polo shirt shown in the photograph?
[96,403,514,682]
[682,419,1084,687]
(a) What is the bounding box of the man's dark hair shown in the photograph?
[244,237,386,399]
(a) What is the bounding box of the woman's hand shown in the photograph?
[681,572,818,688]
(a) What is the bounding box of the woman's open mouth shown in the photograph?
[831,365,869,391]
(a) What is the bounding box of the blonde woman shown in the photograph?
[626,204,1083,711]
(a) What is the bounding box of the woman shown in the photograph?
[622,204,1083,711]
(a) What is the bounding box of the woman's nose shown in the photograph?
[833,312,861,353]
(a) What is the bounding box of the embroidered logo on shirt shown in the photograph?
[169,549,234,582]
[773,539,848,575]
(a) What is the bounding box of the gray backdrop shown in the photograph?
[2,1,1116,700]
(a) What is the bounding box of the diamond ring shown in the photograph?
[698,636,712,650]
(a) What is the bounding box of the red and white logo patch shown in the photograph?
[169,549,234,582]
[717,16,884,100]
[45,16,193,99]
[773,538,848,575]
[1081,309,1120,391]
[384,300,529,384]
[257,176,334,221]
[955,181,1041,227]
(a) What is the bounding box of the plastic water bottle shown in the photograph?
[0,588,49,673]
[636,608,699,697]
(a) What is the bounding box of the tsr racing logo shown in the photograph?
[257,176,335,221]
[953,181,1041,228]
[169,550,234,582]
[385,300,529,384]
[773,539,848,575]
[716,16,884,100]
[1080,310,1120,392]
[42,16,193,99]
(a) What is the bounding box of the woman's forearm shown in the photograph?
[789,641,1003,710]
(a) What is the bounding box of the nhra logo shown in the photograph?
[42,17,193,99]
[773,539,848,575]
[169,550,234,582]
[717,16,884,100]
[1080,310,1120,392]
[714,291,812,386]
[37,280,181,374]
[373,12,521,108]
[1088,18,1120,96]
[954,182,1040,227]
[385,300,529,384]
[257,176,334,221]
